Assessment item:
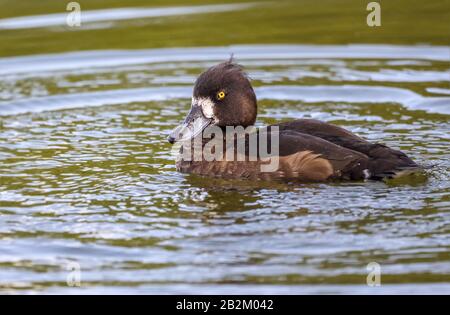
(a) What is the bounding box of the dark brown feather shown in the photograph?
[274,119,419,179]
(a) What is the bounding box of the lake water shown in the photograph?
[0,1,449,294]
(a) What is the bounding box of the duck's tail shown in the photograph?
[351,142,423,181]
[368,164,425,180]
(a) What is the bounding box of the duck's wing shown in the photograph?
[274,119,418,171]
[273,130,370,181]
[270,119,419,180]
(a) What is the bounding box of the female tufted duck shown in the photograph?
[168,61,420,181]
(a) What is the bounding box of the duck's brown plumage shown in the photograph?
[274,119,418,180]
[169,61,420,181]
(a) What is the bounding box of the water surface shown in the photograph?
[0,0,449,294]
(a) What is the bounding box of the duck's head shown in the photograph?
[168,60,257,144]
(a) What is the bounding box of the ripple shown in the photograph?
[0,45,448,77]
[1,85,449,116]
[0,43,449,294]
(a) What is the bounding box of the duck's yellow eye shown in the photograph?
[216,91,226,101]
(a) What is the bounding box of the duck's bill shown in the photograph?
[167,105,212,144]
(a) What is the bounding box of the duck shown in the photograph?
[167,60,420,181]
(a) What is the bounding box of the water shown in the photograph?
[0,3,256,30]
[0,1,449,294]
